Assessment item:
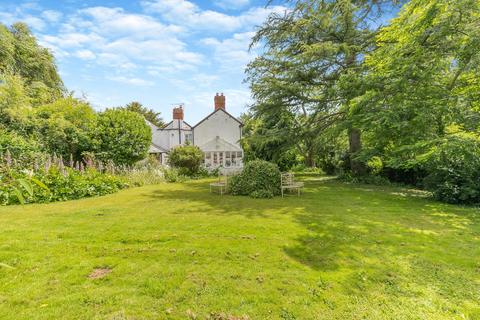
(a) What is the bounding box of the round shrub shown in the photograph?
[422,133,480,204]
[95,109,151,165]
[168,145,203,176]
[229,160,281,198]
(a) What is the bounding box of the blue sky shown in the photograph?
[0,0,288,123]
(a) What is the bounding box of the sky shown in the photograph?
[0,0,288,123]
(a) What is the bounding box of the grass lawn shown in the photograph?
[0,176,479,319]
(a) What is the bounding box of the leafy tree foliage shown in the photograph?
[34,97,97,160]
[0,24,15,74]
[352,0,480,169]
[95,109,152,165]
[124,101,164,127]
[421,130,480,204]
[0,129,41,163]
[240,112,299,171]
[9,23,64,104]
[0,73,31,132]
[246,0,404,170]
[168,145,204,175]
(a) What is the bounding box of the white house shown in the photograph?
[149,93,244,170]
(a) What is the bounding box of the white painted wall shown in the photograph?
[193,109,242,149]
[148,109,243,169]
[154,120,192,151]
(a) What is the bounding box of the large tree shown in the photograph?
[351,0,480,168]
[124,101,164,127]
[246,0,404,170]
[34,97,98,160]
[0,22,65,106]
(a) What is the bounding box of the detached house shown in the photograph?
[148,93,244,170]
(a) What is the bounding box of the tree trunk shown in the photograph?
[348,127,366,176]
[305,148,316,168]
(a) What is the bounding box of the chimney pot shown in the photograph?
[173,106,184,120]
[214,92,226,111]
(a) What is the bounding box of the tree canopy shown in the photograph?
[245,0,480,203]
[124,101,164,128]
[95,109,152,165]
[0,22,153,166]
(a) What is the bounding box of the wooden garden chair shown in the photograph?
[210,174,228,195]
[281,173,304,197]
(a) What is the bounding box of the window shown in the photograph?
[213,152,218,165]
[219,152,224,166]
[185,133,193,144]
[225,152,231,167]
[204,152,211,167]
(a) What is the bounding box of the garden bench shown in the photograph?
[281,173,304,197]
[210,175,228,195]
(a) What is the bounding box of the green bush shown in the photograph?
[367,156,383,175]
[168,145,203,176]
[422,133,480,204]
[31,168,126,203]
[162,167,187,183]
[95,109,151,165]
[229,160,281,198]
[0,129,41,164]
[0,167,127,205]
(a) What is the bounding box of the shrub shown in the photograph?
[229,160,281,198]
[95,109,151,165]
[366,156,383,175]
[30,168,126,203]
[162,167,187,183]
[0,166,127,205]
[124,155,164,186]
[168,145,203,176]
[0,129,41,164]
[422,133,480,204]
[121,169,164,187]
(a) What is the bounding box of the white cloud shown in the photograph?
[214,0,250,10]
[73,49,95,60]
[38,6,203,75]
[42,10,62,23]
[41,32,104,48]
[142,0,286,32]
[78,6,183,38]
[187,88,251,116]
[107,76,155,87]
[201,31,258,72]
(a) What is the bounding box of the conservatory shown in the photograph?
[200,137,243,169]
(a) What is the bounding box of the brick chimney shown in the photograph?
[214,93,226,111]
[173,106,184,120]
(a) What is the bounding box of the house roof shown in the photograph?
[160,120,193,131]
[199,136,242,152]
[193,108,243,129]
[149,142,168,153]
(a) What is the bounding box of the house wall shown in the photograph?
[156,120,192,151]
[193,110,241,149]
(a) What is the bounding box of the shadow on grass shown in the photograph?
[141,177,480,303]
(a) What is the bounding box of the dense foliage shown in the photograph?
[124,101,164,127]
[168,145,204,176]
[420,131,480,204]
[0,22,157,204]
[246,0,480,204]
[0,163,126,205]
[95,109,151,165]
[229,160,281,198]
